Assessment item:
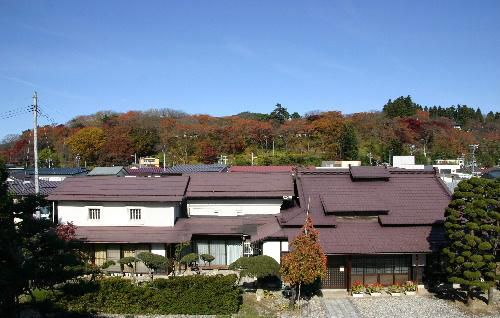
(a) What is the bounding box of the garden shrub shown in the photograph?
[229,255,280,284]
[53,275,240,315]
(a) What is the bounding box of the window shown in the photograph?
[129,208,141,220]
[89,208,100,220]
[193,239,243,265]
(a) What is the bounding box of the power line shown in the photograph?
[0,106,32,119]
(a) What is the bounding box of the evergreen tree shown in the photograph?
[270,103,290,124]
[340,122,359,160]
[382,95,418,118]
[442,178,500,305]
[0,161,83,316]
[281,216,327,302]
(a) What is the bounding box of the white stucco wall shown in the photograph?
[58,201,178,227]
[187,199,283,216]
[151,243,166,256]
[262,240,288,264]
[433,164,460,174]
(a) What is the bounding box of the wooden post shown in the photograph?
[347,256,352,291]
[415,254,419,286]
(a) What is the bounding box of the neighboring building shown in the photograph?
[256,166,451,289]
[228,165,295,174]
[8,167,87,181]
[319,161,361,168]
[88,166,128,177]
[481,166,500,180]
[392,156,425,170]
[139,157,160,167]
[126,167,168,177]
[7,178,60,197]
[166,164,228,174]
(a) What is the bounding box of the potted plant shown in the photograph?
[403,281,417,295]
[351,281,365,297]
[387,283,403,296]
[366,283,383,296]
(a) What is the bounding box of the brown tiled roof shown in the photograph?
[275,219,446,254]
[48,176,189,202]
[281,169,451,227]
[175,215,277,237]
[320,193,389,214]
[186,173,294,198]
[228,166,295,173]
[75,226,189,243]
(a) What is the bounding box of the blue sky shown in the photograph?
[1,0,499,139]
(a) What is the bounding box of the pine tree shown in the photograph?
[280,216,327,303]
[442,178,500,305]
[340,122,359,160]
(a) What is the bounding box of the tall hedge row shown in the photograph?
[56,275,240,315]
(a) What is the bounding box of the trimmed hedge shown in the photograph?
[55,275,240,315]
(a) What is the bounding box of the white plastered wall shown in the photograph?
[187,198,283,216]
[58,201,178,227]
[262,240,288,264]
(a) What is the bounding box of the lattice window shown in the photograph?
[88,208,100,220]
[129,208,141,220]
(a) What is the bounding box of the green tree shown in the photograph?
[340,122,359,160]
[280,216,327,303]
[442,178,500,305]
[38,148,60,167]
[270,103,290,124]
[67,127,106,164]
[383,95,419,118]
[137,252,170,280]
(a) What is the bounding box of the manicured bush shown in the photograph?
[200,253,215,266]
[53,275,240,315]
[229,255,280,282]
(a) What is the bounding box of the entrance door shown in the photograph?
[323,256,346,289]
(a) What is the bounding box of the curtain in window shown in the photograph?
[94,245,107,266]
[195,240,210,258]
[210,240,226,265]
[226,240,242,265]
[135,244,150,273]
[106,244,121,272]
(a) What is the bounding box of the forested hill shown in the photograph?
[1,96,498,168]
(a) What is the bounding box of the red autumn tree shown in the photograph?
[56,222,77,241]
[280,216,327,301]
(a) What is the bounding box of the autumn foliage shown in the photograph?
[280,216,327,289]
[0,98,498,167]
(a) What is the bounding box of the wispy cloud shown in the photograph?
[1,75,38,88]
[1,74,91,103]
[225,42,256,58]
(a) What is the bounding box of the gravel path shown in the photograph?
[350,295,500,318]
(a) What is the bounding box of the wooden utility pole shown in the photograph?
[33,92,39,195]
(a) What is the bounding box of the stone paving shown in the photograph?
[322,298,361,318]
